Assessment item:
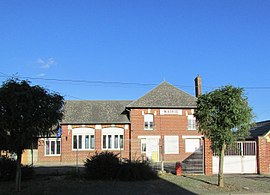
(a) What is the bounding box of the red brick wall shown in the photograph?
[257,136,270,174]
[204,138,213,175]
[37,124,130,165]
[130,108,203,162]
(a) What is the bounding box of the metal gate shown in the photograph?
[213,141,257,174]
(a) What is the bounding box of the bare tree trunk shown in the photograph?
[15,151,22,191]
[218,142,226,187]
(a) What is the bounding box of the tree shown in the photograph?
[0,79,64,191]
[194,85,253,187]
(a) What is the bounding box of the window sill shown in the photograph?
[44,154,61,157]
[72,149,95,151]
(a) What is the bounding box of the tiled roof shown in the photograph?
[61,100,132,124]
[127,81,197,108]
[249,120,270,138]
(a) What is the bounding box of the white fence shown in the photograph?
[213,141,257,174]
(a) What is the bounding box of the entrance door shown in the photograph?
[145,138,159,162]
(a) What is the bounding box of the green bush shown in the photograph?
[84,152,158,181]
[117,161,158,181]
[0,157,34,181]
[84,151,120,180]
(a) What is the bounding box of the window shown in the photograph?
[185,139,200,153]
[188,115,196,130]
[72,128,95,150]
[45,138,61,156]
[144,114,154,130]
[102,127,124,150]
[164,136,179,154]
[141,139,146,153]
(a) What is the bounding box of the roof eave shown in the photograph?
[60,122,131,125]
[126,106,197,109]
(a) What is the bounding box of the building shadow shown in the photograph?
[0,166,197,195]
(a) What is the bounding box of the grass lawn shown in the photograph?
[160,173,270,194]
[1,170,270,195]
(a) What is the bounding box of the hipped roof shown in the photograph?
[61,100,131,124]
[127,81,197,108]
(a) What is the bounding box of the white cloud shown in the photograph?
[37,58,56,69]
[37,73,46,77]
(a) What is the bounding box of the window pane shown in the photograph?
[150,122,154,129]
[120,135,123,149]
[56,141,61,154]
[144,122,148,129]
[141,139,146,153]
[114,135,119,149]
[108,135,112,149]
[103,135,107,149]
[73,135,77,149]
[90,135,95,149]
[51,141,55,154]
[78,135,82,149]
[142,143,146,153]
[46,140,50,155]
[85,135,89,149]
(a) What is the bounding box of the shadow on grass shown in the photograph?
[0,166,196,195]
[244,175,270,182]
[182,175,217,186]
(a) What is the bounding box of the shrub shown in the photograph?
[117,161,158,181]
[0,157,34,181]
[84,151,120,180]
[0,157,16,181]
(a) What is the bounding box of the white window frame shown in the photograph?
[164,136,179,154]
[72,128,95,151]
[102,127,124,150]
[188,115,196,130]
[144,114,154,130]
[45,138,61,156]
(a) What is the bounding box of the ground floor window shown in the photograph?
[185,138,200,153]
[164,136,179,154]
[72,128,95,150]
[45,138,61,156]
[102,127,124,150]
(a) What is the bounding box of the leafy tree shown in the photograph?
[194,85,253,187]
[0,79,64,191]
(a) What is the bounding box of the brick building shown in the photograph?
[19,77,270,175]
[34,78,206,173]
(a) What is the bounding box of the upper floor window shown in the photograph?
[45,138,61,156]
[144,114,154,130]
[72,128,95,150]
[102,127,124,150]
[188,115,196,130]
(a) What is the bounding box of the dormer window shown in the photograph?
[144,114,154,130]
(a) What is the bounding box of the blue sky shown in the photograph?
[1,0,270,122]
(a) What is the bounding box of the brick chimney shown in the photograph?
[194,75,202,97]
